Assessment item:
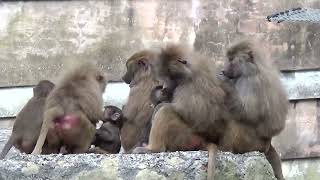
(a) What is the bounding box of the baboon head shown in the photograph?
[122,50,157,87]
[103,105,124,129]
[151,45,192,86]
[222,41,260,79]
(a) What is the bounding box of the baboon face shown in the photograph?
[150,85,171,106]
[223,46,258,79]
[33,80,55,97]
[103,106,124,128]
[122,50,155,87]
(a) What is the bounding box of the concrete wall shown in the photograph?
[1,0,320,86]
[1,0,320,179]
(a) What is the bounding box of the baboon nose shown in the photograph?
[122,76,130,84]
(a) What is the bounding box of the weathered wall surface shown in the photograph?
[0,0,320,86]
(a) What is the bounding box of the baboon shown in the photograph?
[0,80,55,159]
[220,40,288,180]
[122,45,226,180]
[89,106,123,154]
[146,45,227,150]
[31,62,107,154]
[150,85,172,108]
[121,50,161,151]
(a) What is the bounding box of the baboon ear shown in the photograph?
[111,112,121,121]
[138,58,148,71]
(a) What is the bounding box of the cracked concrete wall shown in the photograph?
[0,0,320,86]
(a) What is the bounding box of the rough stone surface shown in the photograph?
[0,151,276,180]
[0,128,276,180]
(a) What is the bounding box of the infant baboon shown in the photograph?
[150,85,172,108]
[0,80,54,159]
[31,62,106,154]
[220,40,288,180]
[89,106,123,154]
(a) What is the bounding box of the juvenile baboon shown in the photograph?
[121,50,161,151]
[31,62,106,155]
[220,40,288,180]
[0,80,55,159]
[89,106,123,154]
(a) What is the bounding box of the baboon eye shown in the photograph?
[178,59,187,64]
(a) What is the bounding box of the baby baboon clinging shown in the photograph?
[0,80,55,159]
[31,62,107,155]
[220,40,288,180]
[89,106,123,154]
[150,85,172,108]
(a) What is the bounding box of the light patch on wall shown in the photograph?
[0,82,130,118]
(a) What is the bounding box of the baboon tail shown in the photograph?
[32,107,64,155]
[207,143,218,180]
[0,135,14,159]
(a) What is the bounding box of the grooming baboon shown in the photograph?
[31,62,106,155]
[147,45,227,150]
[0,80,55,159]
[122,45,225,180]
[89,106,123,154]
[121,50,161,151]
[220,40,288,180]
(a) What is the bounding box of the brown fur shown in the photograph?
[0,80,55,159]
[148,45,227,146]
[31,62,106,154]
[121,50,160,151]
[91,106,123,154]
[122,45,224,180]
[220,39,288,180]
[150,85,172,108]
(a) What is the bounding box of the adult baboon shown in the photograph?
[0,80,54,159]
[122,45,225,180]
[220,40,288,180]
[31,62,106,154]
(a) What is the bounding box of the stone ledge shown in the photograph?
[0,151,276,180]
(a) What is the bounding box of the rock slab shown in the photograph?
[0,151,276,180]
